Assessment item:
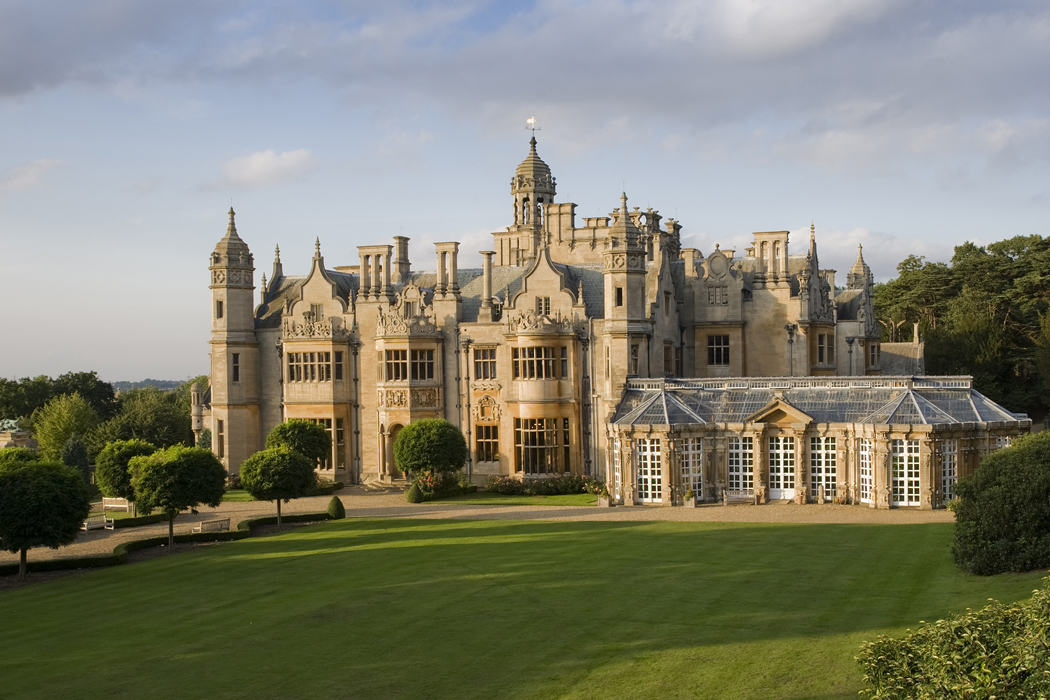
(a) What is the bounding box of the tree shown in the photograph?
[952,431,1050,575]
[52,372,118,419]
[393,418,467,476]
[33,393,99,460]
[0,461,92,580]
[265,420,331,467]
[94,439,156,512]
[60,434,90,482]
[91,387,192,453]
[0,448,40,469]
[239,447,316,525]
[196,428,212,449]
[0,372,116,422]
[131,446,227,549]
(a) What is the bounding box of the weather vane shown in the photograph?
[526,115,540,133]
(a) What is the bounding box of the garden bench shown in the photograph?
[192,518,230,533]
[81,514,114,531]
[102,497,132,512]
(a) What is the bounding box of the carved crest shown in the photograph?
[473,394,501,422]
[376,284,437,336]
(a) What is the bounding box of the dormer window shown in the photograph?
[536,297,551,316]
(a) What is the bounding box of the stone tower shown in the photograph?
[495,136,557,266]
[602,193,650,399]
[209,208,260,474]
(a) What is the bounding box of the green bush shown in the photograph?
[0,448,39,469]
[405,482,424,503]
[239,446,316,525]
[393,419,467,475]
[326,496,346,520]
[952,431,1050,575]
[486,474,602,496]
[857,577,1050,699]
[265,420,331,466]
[94,439,156,501]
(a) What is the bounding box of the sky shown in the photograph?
[1,0,1048,382]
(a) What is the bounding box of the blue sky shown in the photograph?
[1,0,1048,382]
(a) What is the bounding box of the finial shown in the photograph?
[810,221,815,239]
[621,191,628,212]
[261,272,267,289]
[314,237,321,257]
[274,244,281,262]
[227,207,237,234]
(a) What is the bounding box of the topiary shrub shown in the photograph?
[265,419,331,467]
[0,448,39,469]
[952,431,1050,575]
[393,419,467,476]
[239,446,317,526]
[326,496,346,520]
[405,482,424,503]
[857,577,1050,698]
[94,439,156,505]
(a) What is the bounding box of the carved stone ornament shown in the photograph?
[376,285,437,336]
[507,308,570,333]
[378,389,408,408]
[411,388,439,408]
[212,270,225,284]
[472,394,502,422]
[283,316,350,339]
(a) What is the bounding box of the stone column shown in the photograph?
[372,254,382,294]
[359,252,372,299]
[382,249,392,296]
[449,243,461,295]
[751,430,767,503]
[876,433,892,509]
[480,251,495,321]
[794,431,806,504]
[384,429,394,480]
[435,249,447,295]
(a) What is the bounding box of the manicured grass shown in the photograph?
[221,489,255,502]
[0,519,1044,700]
[438,490,598,506]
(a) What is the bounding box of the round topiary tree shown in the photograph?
[952,431,1050,575]
[393,418,467,477]
[265,419,331,467]
[94,439,157,514]
[131,446,227,549]
[0,461,92,579]
[239,446,316,526]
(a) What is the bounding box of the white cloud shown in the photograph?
[0,159,63,192]
[213,149,317,189]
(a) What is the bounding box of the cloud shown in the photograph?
[210,149,318,190]
[0,159,63,192]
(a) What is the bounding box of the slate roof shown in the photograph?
[612,377,1027,428]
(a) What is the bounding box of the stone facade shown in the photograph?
[200,137,1029,506]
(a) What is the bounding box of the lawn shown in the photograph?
[221,489,255,502]
[438,490,598,506]
[0,519,1044,700]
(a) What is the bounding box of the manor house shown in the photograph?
[197,137,1028,508]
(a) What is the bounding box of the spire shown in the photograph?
[621,191,629,217]
[848,243,872,289]
[274,244,281,263]
[314,237,321,259]
[809,222,817,258]
[212,207,251,267]
[228,207,236,235]
[271,244,284,281]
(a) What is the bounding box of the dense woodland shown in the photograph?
[874,234,1050,419]
[0,372,208,457]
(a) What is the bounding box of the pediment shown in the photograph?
[745,399,812,426]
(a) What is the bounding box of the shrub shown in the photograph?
[857,577,1050,699]
[131,446,227,548]
[227,472,242,489]
[265,420,331,466]
[393,419,467,475]
[326,496,346,520]
[94,439,156,502]
[952,431,1050,575]
[0,448,39,469]
[0,461,93,579]
[485,474,601,497]
[405,482,424,503]
[239,447,317,525]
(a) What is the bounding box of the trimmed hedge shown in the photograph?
[857,577,1050,699]
[486,474,602,496]
[0,511,333,577]
[418,484,477,502]
[112,513,169,529]
[326,496,346,520]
